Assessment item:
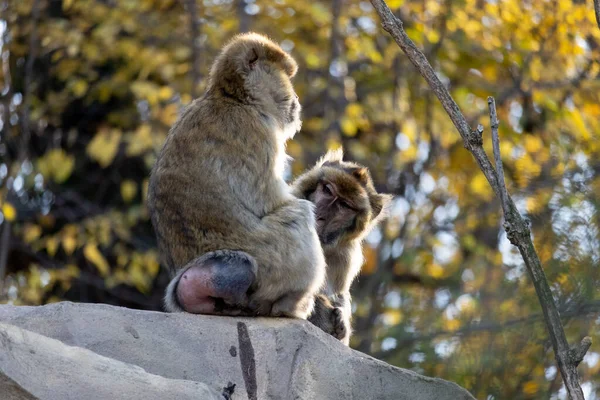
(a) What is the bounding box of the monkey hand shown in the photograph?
[265,198,316,230]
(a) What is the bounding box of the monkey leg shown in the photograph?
[164,250,257,315]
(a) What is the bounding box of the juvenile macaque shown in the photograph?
[148,33,325,318]
[292,149,392,344]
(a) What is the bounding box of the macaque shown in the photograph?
[292,149,392,344]
[148,33,325,318]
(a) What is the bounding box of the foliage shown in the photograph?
[1,0,599,398]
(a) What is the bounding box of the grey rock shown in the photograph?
[0,322,224,400]
[0,302,475,400]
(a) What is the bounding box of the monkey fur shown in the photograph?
[148,33,325,319]
[291,148,392,344]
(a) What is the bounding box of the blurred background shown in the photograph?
[1,0,599,398]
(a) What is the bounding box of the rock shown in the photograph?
[0,302,475,400]
[0,322,224,400]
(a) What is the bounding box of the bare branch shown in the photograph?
[369,1,590,398]
[236,0,252,33]
[0,221,10,290]
[375,301,600,351]
[18,0,41,164]
[488,97,508,215]
[569,337,592,367]
[182,0,203,98]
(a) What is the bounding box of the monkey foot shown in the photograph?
[331,307,348,341]
[174,251,257,315]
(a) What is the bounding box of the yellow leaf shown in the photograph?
[62,236,77,256]
[23,224,42,243]
[386,0,404,8]
[515,154,542,188]
[401,145,417,163]
[470,173,493,200]
[427,263,445,279]
[402,119,418,142]
[523,136,542,154]
[63,0,74,10]
[383,309,403,325]
[570,110,590,140]
[37,149,75,183]
[2,203,16,222]
[326,138,342,152]
[129,262,148,293]
[305,53,321,68]
[523,381,539,395]
[158,86,174,101]
[160,103,179,126]
[84,243,110,276]
[121,180,137,203]
[526,196,541,214]
[70,79,89,98]
[144,251,160,277]
[444,318,460,332]
[361,245,378,275]
[340,117,357,137]
[87,129,122,168]
[46,237,58,257]
[345,103,363,119]
[126,125,154,156]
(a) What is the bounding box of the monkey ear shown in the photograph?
[370,193,393,222]
[351,167,368,182]
[317,148,344,166]
[247,48,259,69]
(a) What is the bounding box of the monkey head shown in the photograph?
[293,148,393,248]
[207,32,302,140]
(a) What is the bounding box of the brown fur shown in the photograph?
[148,33,325,318]
[292,148,392,343]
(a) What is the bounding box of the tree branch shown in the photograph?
[488,97,508,215]
[376,300,600,352]
[182,0,203,98]
[369,1,591,398]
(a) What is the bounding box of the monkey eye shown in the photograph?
[323,183,334,196]
[339,200,354,210]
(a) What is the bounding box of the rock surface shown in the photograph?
[0,322,223,400]
[0,302,475,400]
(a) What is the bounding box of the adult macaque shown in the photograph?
[148,33,325,318]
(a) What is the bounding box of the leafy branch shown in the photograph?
[368,1,592,398]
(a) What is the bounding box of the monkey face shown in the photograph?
[292,150,393,248]
[280,90,302,139]
[309,179,365,246]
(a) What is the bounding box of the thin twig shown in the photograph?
[236,0,251,33]
[369,1,590,399]
[18,0,41,164]
[488,97,508,215]
[374,300,600,353]
[569,337,592,367]
[0,221,10,290]
[182,0,202,98]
